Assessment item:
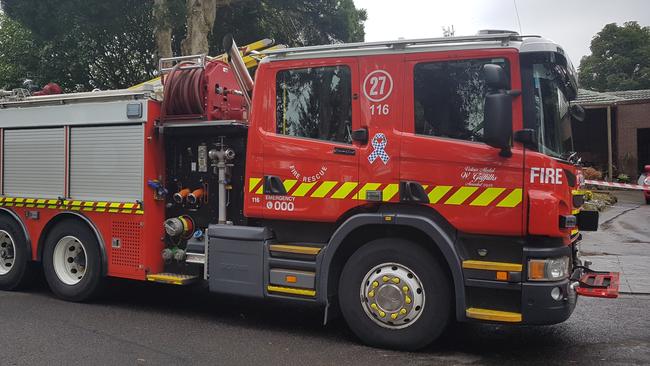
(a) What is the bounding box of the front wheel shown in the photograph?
[338,238,452,351]
[43,220,104,301]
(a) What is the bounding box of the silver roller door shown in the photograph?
[3,128,66,198]
[69,124,143,202]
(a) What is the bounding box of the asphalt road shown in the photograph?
[1,195,649,365]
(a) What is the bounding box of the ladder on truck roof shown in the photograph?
[263,33,541,57]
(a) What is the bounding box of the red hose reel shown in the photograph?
[160,59,246,122]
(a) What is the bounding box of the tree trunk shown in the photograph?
[181,0,224,56]
[153,0,173,60]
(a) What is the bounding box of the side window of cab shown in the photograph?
[413,58,510,142]
[275,65,353,144]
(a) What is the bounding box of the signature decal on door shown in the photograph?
[460,166,498,187]
[368,133,390,165]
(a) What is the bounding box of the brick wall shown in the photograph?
[616,103,650,178]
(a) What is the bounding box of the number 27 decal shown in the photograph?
[363,70,393,102]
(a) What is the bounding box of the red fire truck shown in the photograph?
[0,32,619,350]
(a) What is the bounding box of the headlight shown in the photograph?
[528,257,570,281]
[644,177,650,186]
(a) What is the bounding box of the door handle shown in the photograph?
[264,176,287,195]
[333,147,356,156]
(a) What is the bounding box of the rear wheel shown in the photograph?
[338,238,452,351]
[0,216,33,290]
[43,220,104,301]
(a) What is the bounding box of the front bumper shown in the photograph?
[521,278,577,324]
[520,243,576,324]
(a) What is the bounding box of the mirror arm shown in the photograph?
[499,146,512,158]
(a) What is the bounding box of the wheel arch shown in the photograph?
[318,211,466,322]
[0,208,32,260]
[37,212,108,276]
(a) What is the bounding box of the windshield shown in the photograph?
[532,63,573,158]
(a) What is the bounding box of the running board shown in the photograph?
[146,273,199,285]
[466,307,522,323]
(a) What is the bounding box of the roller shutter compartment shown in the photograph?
[3,128,65,198]
[69,124,144,202]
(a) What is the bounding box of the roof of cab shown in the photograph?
[260,33,565,63]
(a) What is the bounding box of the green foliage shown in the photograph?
[1,0,157,91]
[0,0,366,92]
[579,21,650,91]
[0,13,41,89]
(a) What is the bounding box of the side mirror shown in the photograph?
[570,104,586,122]
[483,64,509,90]
[483,64,512,156]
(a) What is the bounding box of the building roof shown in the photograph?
[574,88,650,107]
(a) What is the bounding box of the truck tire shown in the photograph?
[338,238,451,351]
[0,216,33,290]
[42,220,104,302]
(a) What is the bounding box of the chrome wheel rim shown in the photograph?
[360,262,425,329]
[53,236,87,285]
[0,230,16,276]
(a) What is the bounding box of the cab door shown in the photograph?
[400,49,525,235]
[259,58,361,222]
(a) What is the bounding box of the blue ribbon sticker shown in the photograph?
[368,133,389,165]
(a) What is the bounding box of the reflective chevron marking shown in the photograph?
[247,178,523,207]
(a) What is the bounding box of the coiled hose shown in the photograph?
[161,61,206,117]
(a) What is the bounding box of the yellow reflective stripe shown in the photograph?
[36,199,46,204]
[310,181,337,198]
[15,198,24,203]
[469,187,506,207]
[571,209,580,215]
[292,182,316,197]
[462,260,522,271]
[5,198,14,202]
[255,184,264,195]
[444,187,479,205]
[283,179,298,192]
[382,183,399,201]
[248,177,262,192]
[466,307,522,323]
[96,202,108,208]
[47,200,58,205]
[428,186,453,204]
[330,182,358,199]
[71,201,82,207]
[354,183,381,200]
[25,198,35,203]
[496,188,523,208]
[122,203,135,209]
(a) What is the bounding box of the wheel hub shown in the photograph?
[0,230,16,276]
[360,262,425,329]
[53,236,87,285]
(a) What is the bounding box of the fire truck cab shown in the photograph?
[0,32,618,350]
